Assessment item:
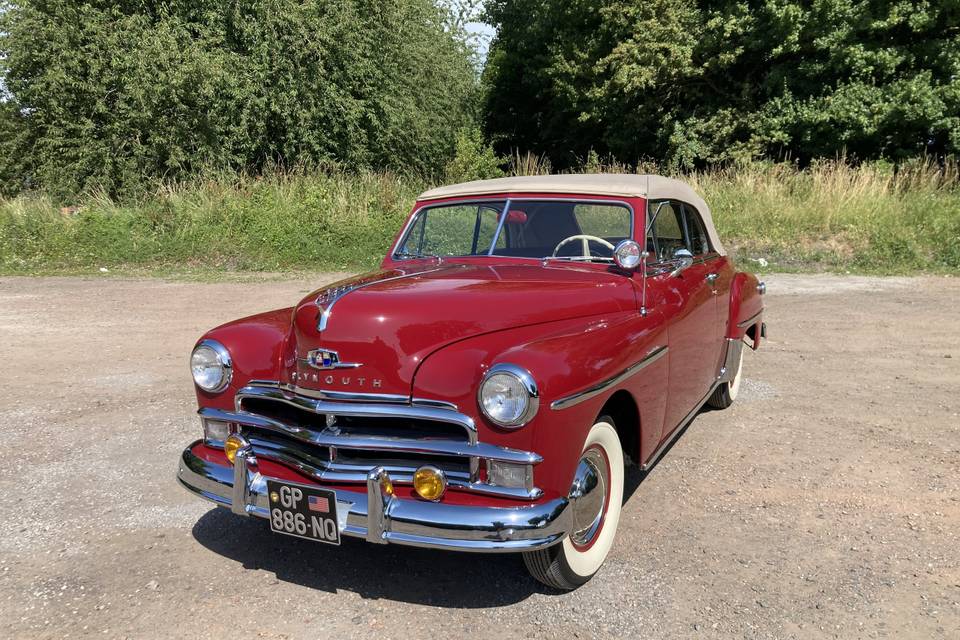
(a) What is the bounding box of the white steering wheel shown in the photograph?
[552,234,616,259]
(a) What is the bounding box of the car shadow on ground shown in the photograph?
[192,409,709,605]
[192,507,550,606]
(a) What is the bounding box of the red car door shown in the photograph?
[647,201,722,436]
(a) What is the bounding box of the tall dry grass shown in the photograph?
[1,160,958,273]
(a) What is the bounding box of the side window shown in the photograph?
[681,204,711,256]
[648,201,686,262]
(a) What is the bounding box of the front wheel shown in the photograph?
[523,418,624,590]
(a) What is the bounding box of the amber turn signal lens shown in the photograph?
[380,475,395,496]
[224,434,247,465]
[413,466,446,501]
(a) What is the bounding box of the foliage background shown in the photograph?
[483,0,960,169]
[0,0,478,198]
[0,0,958,275]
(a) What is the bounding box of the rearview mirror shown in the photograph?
[613,240,644,270]
[670,248,694,277]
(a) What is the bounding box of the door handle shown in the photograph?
[705,273,719,284]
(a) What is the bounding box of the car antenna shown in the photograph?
[640,200,667,317]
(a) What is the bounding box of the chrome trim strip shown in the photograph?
[202,406,541,465]
[411,398,459,411]
[235,385,478,443]
[737,310,763,329]
[177,443,569,552]
[249,380,459,411]
[550,345,669,411]
[290,386,410,404]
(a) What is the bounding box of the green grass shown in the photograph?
[1,159,958,276]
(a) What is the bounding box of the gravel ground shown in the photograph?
[0,273,958,639]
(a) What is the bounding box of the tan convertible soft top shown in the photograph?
[418,174,725,255]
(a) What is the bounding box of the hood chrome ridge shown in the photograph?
[316,267,445,332]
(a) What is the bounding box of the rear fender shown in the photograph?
[726,272,765,350]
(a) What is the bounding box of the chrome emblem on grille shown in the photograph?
[304,348,362,371]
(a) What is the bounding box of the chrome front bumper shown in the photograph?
[177,441,571,552]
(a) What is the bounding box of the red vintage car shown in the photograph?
[178,174,766,589]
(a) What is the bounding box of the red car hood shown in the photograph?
[285,262,637,395]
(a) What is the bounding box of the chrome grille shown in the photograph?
[201,383,544,499]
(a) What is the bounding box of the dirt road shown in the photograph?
[1,273,958,639]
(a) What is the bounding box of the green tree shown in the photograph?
[0,0,478,198]
[483,0,960,168]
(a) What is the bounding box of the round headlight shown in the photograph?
[478,364,539,428]
[191,339,232,393]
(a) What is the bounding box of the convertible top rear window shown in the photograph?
[396,200,632,262]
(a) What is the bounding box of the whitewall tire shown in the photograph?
[523,418,624,590]
[708,344,743,409]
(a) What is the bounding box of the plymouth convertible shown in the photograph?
[178,174,766,590]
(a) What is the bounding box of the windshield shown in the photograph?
[396,200,633,262]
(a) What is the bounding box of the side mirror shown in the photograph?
[613,240,645,271]
[670,248,694,277]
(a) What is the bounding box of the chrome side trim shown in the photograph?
[550,346,668,411]
[737,310,763,329]
[177,443,570,553]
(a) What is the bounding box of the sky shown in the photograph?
[465,20,496,60]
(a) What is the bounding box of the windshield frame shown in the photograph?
[392,197,636,262]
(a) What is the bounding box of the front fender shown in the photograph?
[194,308,294,410]
[412,311,665,499]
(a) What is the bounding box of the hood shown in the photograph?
[285,262,637,395]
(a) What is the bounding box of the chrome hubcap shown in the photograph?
[568,448,608,547]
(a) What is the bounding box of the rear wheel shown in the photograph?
[523,418,624,590]
[708,344,743,409]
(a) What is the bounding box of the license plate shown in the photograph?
[266,479,340,545]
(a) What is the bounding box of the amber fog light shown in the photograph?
[413,466,446,501]
[224,433,248,465]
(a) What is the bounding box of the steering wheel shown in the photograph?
[552,234,616,259]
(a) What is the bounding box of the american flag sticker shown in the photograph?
[308,495,329,513]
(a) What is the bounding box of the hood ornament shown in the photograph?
[303,349,362,370]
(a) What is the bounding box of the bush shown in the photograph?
[0,1,478,199]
